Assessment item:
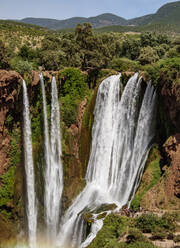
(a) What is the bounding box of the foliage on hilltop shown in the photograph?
[0,21,179,79]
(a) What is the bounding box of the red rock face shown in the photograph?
[0,70,22,175]
[0,70,22,134]
[163,134,180,198]
[161,82,180,132]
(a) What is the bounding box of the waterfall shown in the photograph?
[57,73,156,248]
[22,80,37,248]
[40,75,63,242]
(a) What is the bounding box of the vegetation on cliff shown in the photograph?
[0,10,179,246]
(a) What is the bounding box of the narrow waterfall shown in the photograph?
[40,75,63,242]
[22,80,37,248]
[57,73,156,248]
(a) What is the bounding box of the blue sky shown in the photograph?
[0,0,178,20]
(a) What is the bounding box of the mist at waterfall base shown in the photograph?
[16,73,156,248]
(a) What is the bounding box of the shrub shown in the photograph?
[136,212,176,234]
[39,50,66,70]
[154,45,166,58]
[165,47,179,58]
[121,39,141,60]
[109,57,140,72]
[158,57,180,81]
[135,213,159,233]
[160,213,176,232]
[127,241,156,248]
[127,228,147,243]
[19,45,37,61]
[59,68,89,127]
[10,57,34,75]
[60,95,77,127]
[0,167,15,209]
[59,68,88,99]
[174,235,180,243]
[151,226,167,240]
[138,46,159,65]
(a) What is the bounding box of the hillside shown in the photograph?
[21,13,126,30]
[128,1,180,25]
[17,1,180,30]
[96,23,180,34]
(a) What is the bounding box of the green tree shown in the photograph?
[140,33,158,47]
[19,45,37,61]
[10,57,33,76]
[75,23,110,69]
[40,50,66,70]
[121,38,141,60]
[138,46,159,65]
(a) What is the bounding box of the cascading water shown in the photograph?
[22,80,37,248]
[40,75,63,243]
[57,73,156,248]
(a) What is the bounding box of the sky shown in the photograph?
[0,0,178,20]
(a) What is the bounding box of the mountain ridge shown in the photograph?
[8,1,180,30]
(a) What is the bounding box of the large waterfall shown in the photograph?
[22,80,37,248]
[21,73,156,248]
[40,75,63,243]
[57,73,156,248]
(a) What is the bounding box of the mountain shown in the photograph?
[127,1,180,25]
[21,13,126,30]
[21,17,87,29]
[13,1,180,30]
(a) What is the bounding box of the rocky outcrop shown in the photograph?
[163,134,180,198]
[0,70,22,134]
[141,135,180,210]
[0,70,22,176]
[161,81,180,133]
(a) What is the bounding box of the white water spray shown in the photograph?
[22,80,37,248]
